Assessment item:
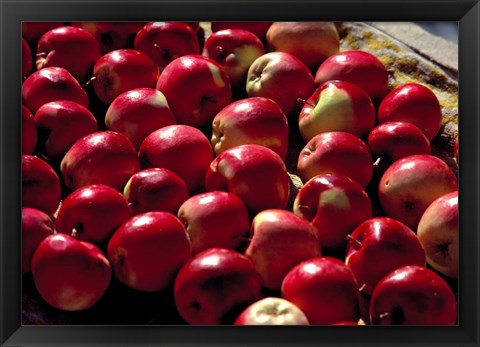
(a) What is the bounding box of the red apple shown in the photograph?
[266,22,339,70]
[177,191,250,255]
[34,100,98,158]
[345,217,426,295]
[369,265,457,325]
[367,121,431,163]
[293,173,372,251]
[314,50,389,102]
[234,297,309,325]
[36,26,102,83]
[55,184,132,244]
[22,38,33,80]
[203,29,265,89]
[377,83,442,141]
[174,247,262,325]
[22,155,61,216]
[134,22,200,72]
[417,191,458,279]
[31,233,111,311]
[22,67,89,113]
[22,105,37,154]
[246,52,315,117]
[107,211,191,292]
[298,80,376,142]
[211,22,273,41]
[156,54,232,128]
[92,49,160,105]
[123,168,189,215]
[211,97,289,159]
[297,131,373,188]
[378,154,458,230]
[245,209,320,290]
[205,144,290,213]
[22,207,55,273]
[22,22,64,45]
[60,131,140,191]
[139,124,213,193]
[105,88,177,149]
[281,257,360,325]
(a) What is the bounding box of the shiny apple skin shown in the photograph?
[22,155,61,216]
[22,38,33,80]
[22,105,37,154]
[367,121,431,162]
[174,247,262,325]
[60,131,140,192]
[124,168,189,215]
[378,154,458,230]
[294,173,372,251]
[139,124,214,193]
[56,184,132,244]
[281,257,360,325]
[36,26,102,83]
[22,207,55,273]
[297,131,373,188]
[35,100,98,158]
[22,67,89,113]
[345,217,426,295]
[314,50,389,102]
[377,83,442,141]
[211,97,289,159]
[211,22,273,41]
[156,54,232,128]
[205,144,290,213]
[107,211,191,292]
[369,265,457,325]
[31,234,112,311]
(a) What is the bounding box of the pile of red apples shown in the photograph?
[21,21,459,326]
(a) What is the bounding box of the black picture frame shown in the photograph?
[1,0,479,346]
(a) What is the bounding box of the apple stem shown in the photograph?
[346,234,362,247]
[36,52,47,58]
[379,311,391,319]
[358,283,366,293]
[297,98,315,108]
[373,156,382,169]
[82,76,96,88]
[71,228,78,238]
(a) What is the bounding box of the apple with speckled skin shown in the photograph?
[105,88,176,149]
[36,26,102,83]
[22,38,33,80]
[174,247,262,325]
[22,105,37,154]
[377,83,442,141]
[369,265,457,325]
[134,22,200,72]
[139,125,213,193]
[124,168,189,215]
[177,191,250,255]
[234,297,310,325]
[60,131,140,192]
[315,50,389,102]
[298,80,376,142]
[297,131,373,188]
[92,49,159,105]
[22,207,55,273]
[266,22,339,70]
[203,29,265,90]
[246,52,315,117]
[205,144,290,213]
[417,191,458,279]
[293,173,372,251]
[245,209,320,290]
[282,257,360,325]
[211,97,289,159]
[156,54,232,128]
[378,154,458,230]
[35,100,98,158]
[22,155,61,216]
[22,67,89,113]
[367,121,431,163]
[107,211,191,292]
[55,184,132,244]
[211,22,273,41]
[31,233,111,311]
[345,217,426,295]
